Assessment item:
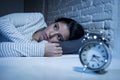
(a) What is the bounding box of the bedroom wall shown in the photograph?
[0,0,24,17]
[114,0,120,58]
[46,0,114,34]
[118,0,120,58]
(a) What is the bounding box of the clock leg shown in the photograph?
[83,65,87,72]
[94,69,107,74]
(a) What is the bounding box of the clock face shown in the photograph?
[79,42,110,71]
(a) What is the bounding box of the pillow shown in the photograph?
[59,38,83,54]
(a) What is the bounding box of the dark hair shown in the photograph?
[55,17,85,40]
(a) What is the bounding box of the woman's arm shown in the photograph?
[0,13,45,27]
[0,13,46,42]
[0,41,63,57]
[0,40,47,57]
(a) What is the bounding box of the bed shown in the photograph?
[0,54,120,80]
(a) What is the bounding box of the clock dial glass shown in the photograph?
[80,42,108,70]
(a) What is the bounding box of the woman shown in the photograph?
[0,13,84,57]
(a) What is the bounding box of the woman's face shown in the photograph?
[38,22,70,42]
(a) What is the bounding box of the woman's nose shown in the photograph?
[49,31,59,38]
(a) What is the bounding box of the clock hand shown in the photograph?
[93,55,100,58]
[90,55,99,62]
[90,57,99,62]
[90,55,102,63]
[90,57,96,62]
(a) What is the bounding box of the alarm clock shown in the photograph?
[78,32,112,74]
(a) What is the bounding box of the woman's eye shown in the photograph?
[57,34,63,41]
[54,24,59,30]
[58,35,61,41]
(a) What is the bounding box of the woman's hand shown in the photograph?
[44,43,63,57]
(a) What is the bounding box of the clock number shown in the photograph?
[101,60,104,63]
[102,55,106,58]
[84,59,87,61]
[82,54,86,56]
[101,50,105,53]
[92,64,94,68]
[98,45,101,49]
[97,63,100,67]
[83,48,87,51]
